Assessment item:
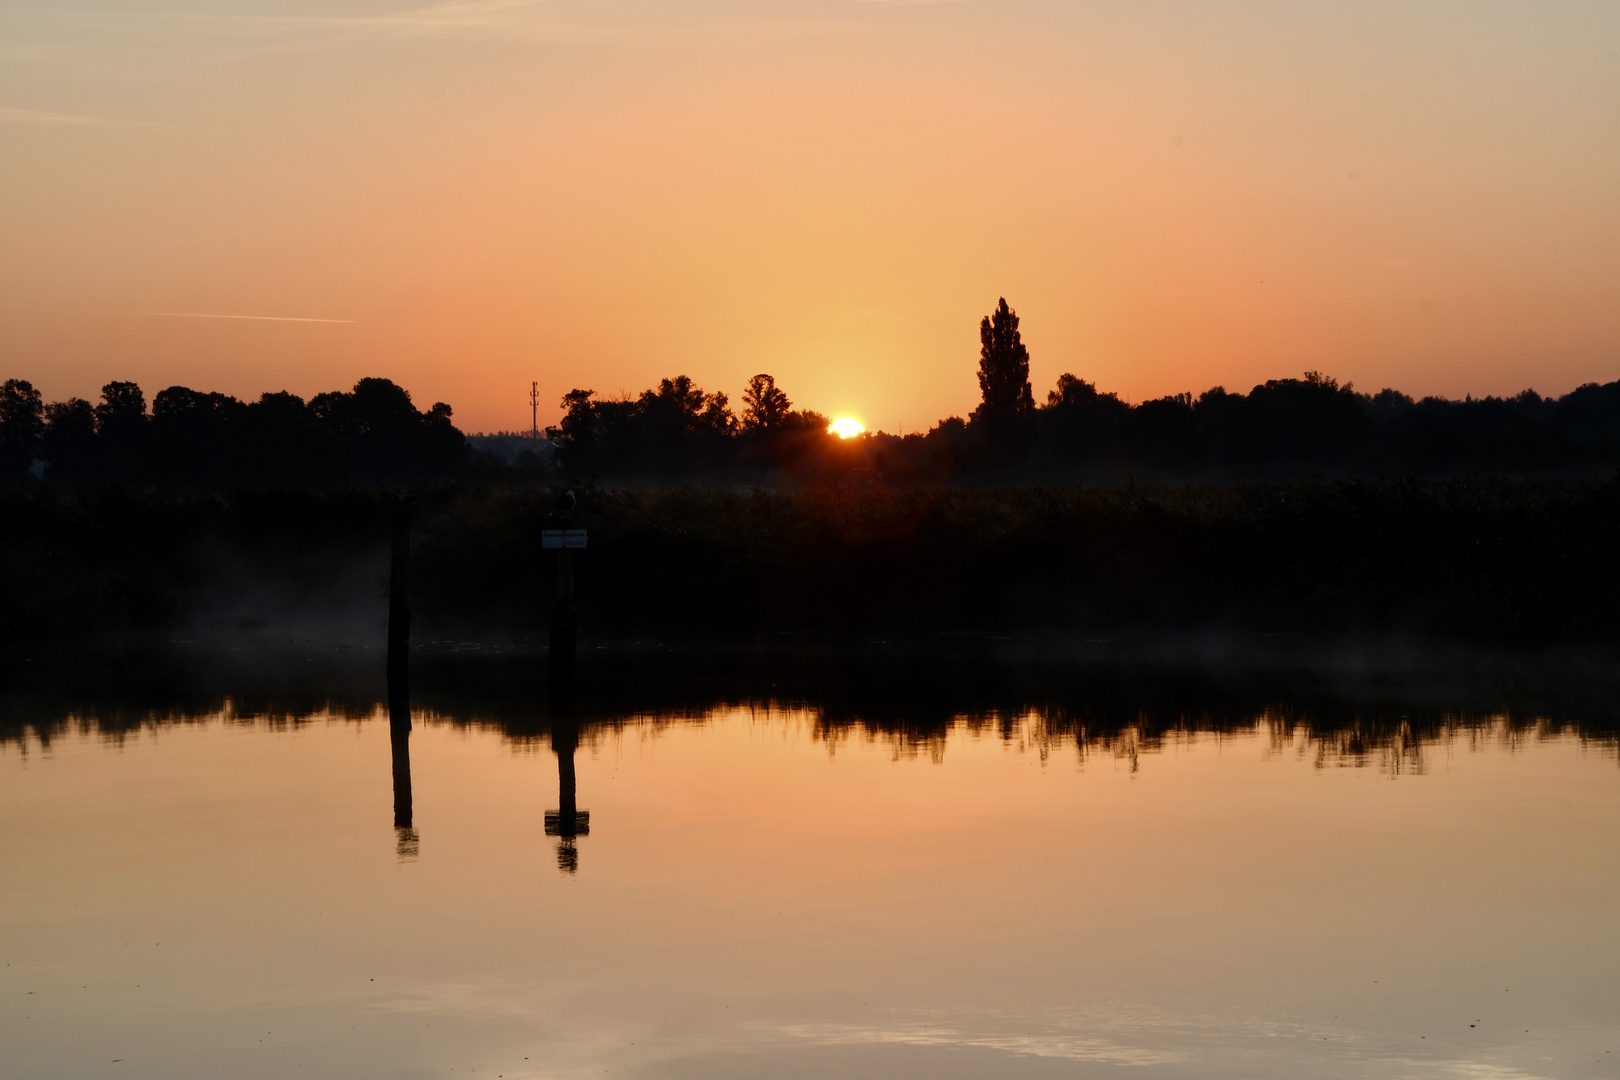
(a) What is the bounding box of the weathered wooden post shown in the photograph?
[387,494,412,699]
[542,495,585,685]
[551,545,577,674]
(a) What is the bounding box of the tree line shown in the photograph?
[0,377,465,488]
[547,297,1620,479]
[4,296,1620,488]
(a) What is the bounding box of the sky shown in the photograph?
[3,1,1618,435]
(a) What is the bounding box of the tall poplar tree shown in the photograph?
[973,297,1034,455]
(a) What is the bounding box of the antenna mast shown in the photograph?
[530,381,539,439]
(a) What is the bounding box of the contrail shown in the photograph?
[115,310,355,324]
[0,106,163,128]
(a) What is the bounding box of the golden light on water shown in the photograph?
[828,418,865,439]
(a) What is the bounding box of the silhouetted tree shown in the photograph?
[237,391,349,487]
[41,398,96,483]
[1554,381,1620,444]
[637,376,734,439]
[1197,371,1366,467]
[311,377,466,484]
[93,380,149,481]
[742,374,793,431]
[913,415,981,477]
[95,381,146,436]
[786,409,829,431]
[548,377,736,474]
[634,376,734,468]
[546,389,645,471]
[33,376,465,488]
[0,379,44,481]
[701,393,734,436]
[151,386,244,487]
[972,298,1034,458]
[13,358,1620,488]
[1038,374,1129,459]
[1125,393,1197,468]
[547,389,598,462]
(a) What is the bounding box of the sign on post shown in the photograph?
[542,529,588,549]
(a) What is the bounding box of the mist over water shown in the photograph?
[2,645,1617,1080]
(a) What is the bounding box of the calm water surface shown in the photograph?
[3,678,1618,1079]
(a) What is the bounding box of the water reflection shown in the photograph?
[543,706,590,873]
[388,674,417,861]
[4,642,1618,1080]
[3,641,1618,770]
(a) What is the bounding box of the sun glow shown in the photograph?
[829,417,865,439]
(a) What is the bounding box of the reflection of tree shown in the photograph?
[5,647,1618,773]
[544,716,590,874]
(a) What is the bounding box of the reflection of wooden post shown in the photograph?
[387,496,411,699]
[387,496,418,860]
[389,676,417,858]
[390,706,414,831]
[544,716,590,874]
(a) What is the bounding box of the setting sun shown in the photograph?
[828,418,865,439]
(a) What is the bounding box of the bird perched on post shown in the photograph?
[552,489,576,517]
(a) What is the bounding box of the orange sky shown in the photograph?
[3,1,1619,434]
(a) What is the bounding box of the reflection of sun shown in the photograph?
[829,417,865,439]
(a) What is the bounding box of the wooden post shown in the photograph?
[387,495,412,700]
[549,546,578,683]
[542,520,584,684]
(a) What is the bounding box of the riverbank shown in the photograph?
[4,477,1619,647]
